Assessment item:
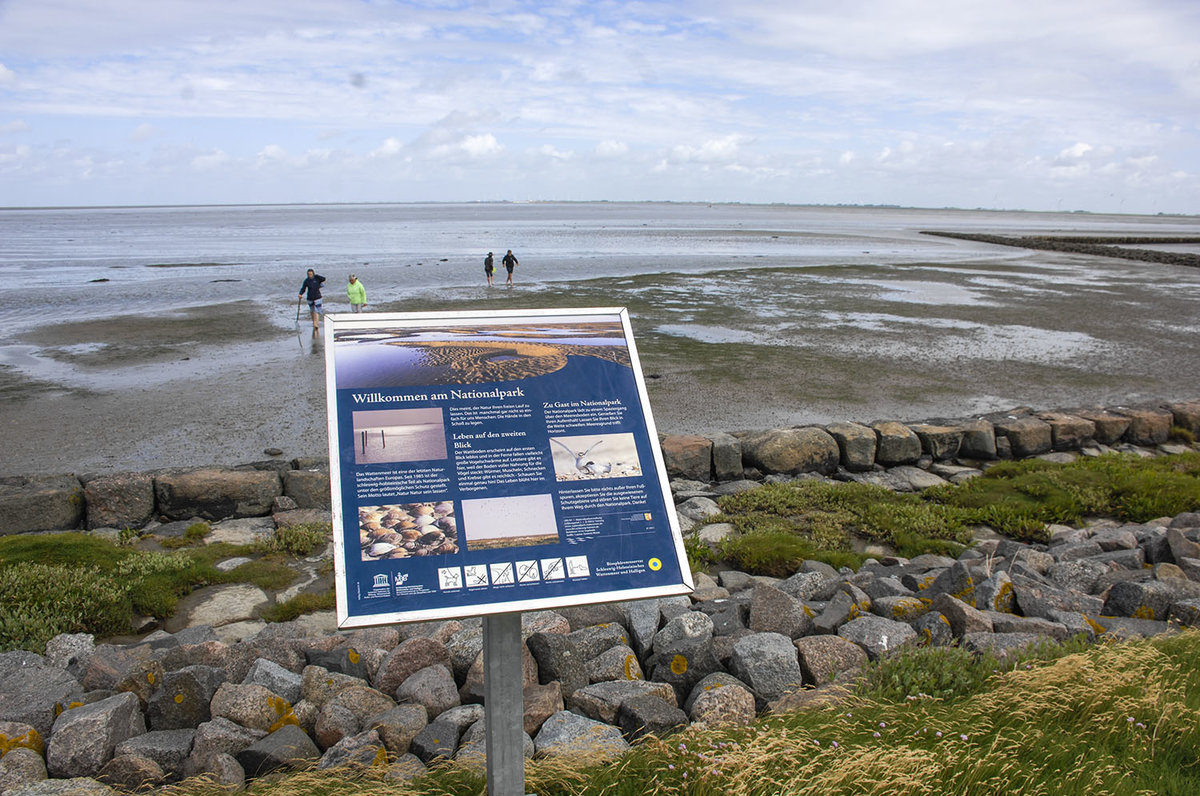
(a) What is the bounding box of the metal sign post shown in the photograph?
[483,612,525,796]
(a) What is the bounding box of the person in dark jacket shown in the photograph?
[298,269,326,328]
[502,250,518,286]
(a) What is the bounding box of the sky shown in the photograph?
[1,0,1198,214]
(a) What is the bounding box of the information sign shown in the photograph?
[323,307,693,627]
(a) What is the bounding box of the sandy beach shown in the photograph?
[3,232,1200,476]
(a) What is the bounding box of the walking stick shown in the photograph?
[295,296,302,327]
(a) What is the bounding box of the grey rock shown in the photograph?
[568,680,677,725]
[0,474,84,533]
[825,421,877,472]
[587,644,643,684]
[728,632,803,706]
[973,572,1015,613]
[147,666,226,731]
[0,747,48,794]
[961,632,1042,659]
[1012,578,1104,619]
[749,583,813,638]
[646,638,722,707]
[244,658,303,705]
[872,421,922,466]
[96,754,164,791]
[568,623,630,660]
[46,692,146,779]
[652,611,714,650]
[3,777,116,795]
[682,673,756,726]
[929,593,992,638]
[533,710,629,761]
[235,723,320,778]
[395,664,459,720]
[0,651,84,739]
[794,635,868,686]
[911,612,954,646]
[317,728,386,770]
[836,615,918,660]
[154,467,282,521]
[616,695,688,741]
[526,632,589,701]
[114,729,196,778]
[776,570,828,600]
[409,719,460,764]
[83,472,155,531]
[366,704,428,755]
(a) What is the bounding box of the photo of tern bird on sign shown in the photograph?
[460,493,560,551]
[549,433,642,481]
[352,408,447,465]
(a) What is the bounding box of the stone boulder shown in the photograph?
[0,474,84,533]
[871,421,921,466]
[824,422,877,472]
[46,692,146,779]
[83,472,155,531]
[533,710,629,761]
[154,468,282,521]
[1072,408,1131,444]
[283,470,331,510]
[740,427,840,475]
[1037,413,1096,451]
[728,632,803,707]
[1113,406,1172,445]
[659,435,714,482]
[988,414,1052,458]
[908,423,963,460]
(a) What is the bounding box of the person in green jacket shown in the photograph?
[346,274,367,312]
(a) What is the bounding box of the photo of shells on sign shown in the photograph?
[358,501,457,562]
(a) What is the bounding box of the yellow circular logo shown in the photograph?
[648,558,662,571]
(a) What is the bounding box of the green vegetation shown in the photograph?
[253,522,330,557]
[261,589,338,624]
[0,522,334,653]
[156,631,1200,796]
[694,452,1200,574]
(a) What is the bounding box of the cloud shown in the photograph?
[1,120,30,134]
[130,123,157,142]
[0,63,14,84]
[595,139,628,157]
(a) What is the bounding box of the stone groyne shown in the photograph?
[2,399,1198,535]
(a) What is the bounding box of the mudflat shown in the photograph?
[3,247,1200,476]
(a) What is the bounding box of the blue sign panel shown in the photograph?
[323,308,694,627]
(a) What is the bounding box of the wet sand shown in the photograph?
[3,246,1200,476]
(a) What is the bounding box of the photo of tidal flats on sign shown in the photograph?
[359,501,458,562]
[332,321,632,389]
[352,408,447,465]
[460,494,560,551]
[549,433,643,481]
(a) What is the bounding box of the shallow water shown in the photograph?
[2,201,1200,474]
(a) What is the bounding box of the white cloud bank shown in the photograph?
[0,0,1196,213]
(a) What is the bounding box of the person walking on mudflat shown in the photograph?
[502,249,518,286]
[346,273,367,312]
[484,252,495,286]
[299,269,326,328]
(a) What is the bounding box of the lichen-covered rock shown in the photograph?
[533,710,629,761]
[46,692,146,779]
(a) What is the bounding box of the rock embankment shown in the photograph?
[0,398,1198,793]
